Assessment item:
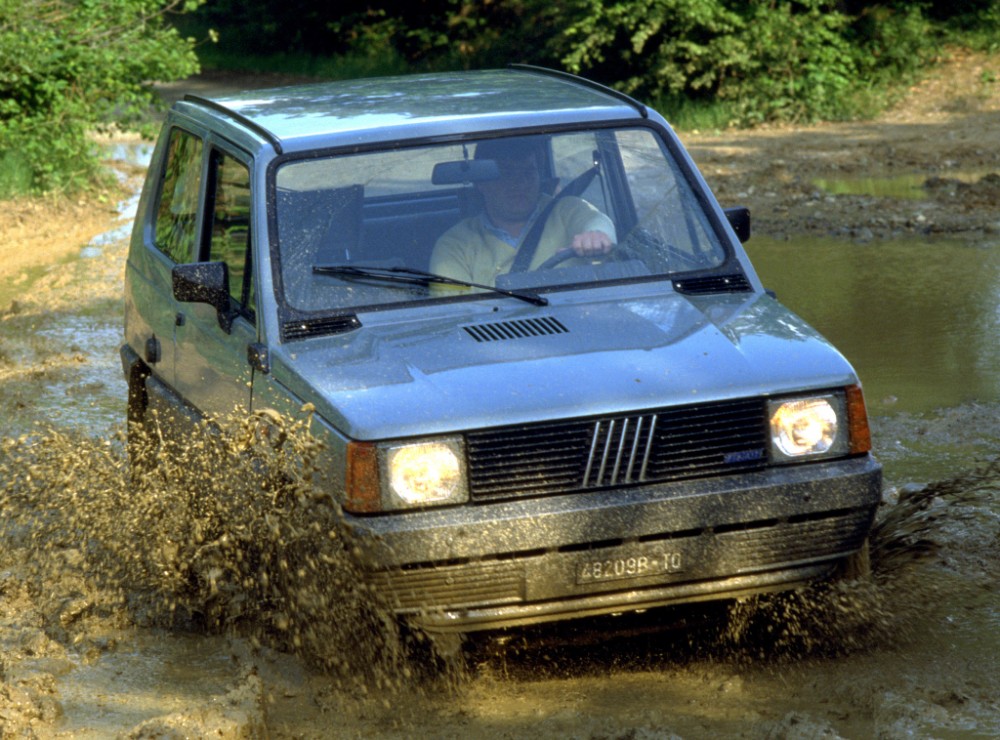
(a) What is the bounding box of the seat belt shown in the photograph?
[509,164,600,273]
[509,198,559,273]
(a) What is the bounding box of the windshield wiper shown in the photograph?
[312,264,549,306]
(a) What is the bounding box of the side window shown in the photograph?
[207,149,254,318]
[154,129,203,262]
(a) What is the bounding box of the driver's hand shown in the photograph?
[571,230,614,256]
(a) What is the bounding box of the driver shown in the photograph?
[430,137,616,286]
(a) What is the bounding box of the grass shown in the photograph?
[651,95,739,132]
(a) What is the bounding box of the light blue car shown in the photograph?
[122,67,881,635]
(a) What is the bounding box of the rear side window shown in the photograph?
[155,128,203,262]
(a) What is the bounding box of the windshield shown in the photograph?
[274,126,730,312]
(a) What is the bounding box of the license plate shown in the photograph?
[577,549,683,584]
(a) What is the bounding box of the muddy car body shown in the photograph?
[122,67,882,634]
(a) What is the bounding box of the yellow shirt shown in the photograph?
[430,196,616,286]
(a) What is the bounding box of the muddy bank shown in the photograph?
[683,48,1000,242]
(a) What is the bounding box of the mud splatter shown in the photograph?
[1,422,998,735]
[0,415,417,695]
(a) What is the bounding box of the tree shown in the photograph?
[552,0,940,124]
[0,0,204,193]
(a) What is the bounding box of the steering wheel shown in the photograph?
[534,246,619,271]
[535,248,584,271]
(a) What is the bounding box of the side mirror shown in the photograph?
[172,261,235,331]
[724,206,751,243]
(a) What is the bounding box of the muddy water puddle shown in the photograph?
[52,633,243,737]
[1,206,998,735]
[749,235,1000,414]
[3,424,995,737]
[749,234,1000,484]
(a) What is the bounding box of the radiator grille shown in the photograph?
[467,397,768,501]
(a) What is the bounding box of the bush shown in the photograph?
[554,0,940,125]
[0,0,204,194]
[720,1,862,124]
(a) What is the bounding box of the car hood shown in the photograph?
[269,292,858,440]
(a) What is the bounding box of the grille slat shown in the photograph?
[467,398,768,501]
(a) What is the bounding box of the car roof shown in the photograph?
[174,67,649,155]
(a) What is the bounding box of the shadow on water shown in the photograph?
[748,235,1000,415]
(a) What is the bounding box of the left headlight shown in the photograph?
[345,437,468,513]
[768,393,848,463]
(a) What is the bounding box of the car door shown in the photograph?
[128,125,206,392]
[172,141,257,421]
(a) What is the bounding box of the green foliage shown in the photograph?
[558,0,745,97]
[195,47,413,81]
[721,1,861,124]
[554,0,937,125]
[937,0,1000,50]
[182,0,562,72]
[323,1,562,71]
[651,93,737,131]
[0,0,204,194]
[179,0,995,126]
[0,150,33,200]
[850,4,937,80]
[4,0,995,197]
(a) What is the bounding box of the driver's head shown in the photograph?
[474,137,545,226]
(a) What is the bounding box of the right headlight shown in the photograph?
[768,386,870,464]
[345,436,469,513]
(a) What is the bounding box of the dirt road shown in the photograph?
[1,50,998,737]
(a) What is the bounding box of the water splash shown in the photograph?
[0,413,420,693]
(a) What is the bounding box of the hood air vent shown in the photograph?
[463,316,569,342]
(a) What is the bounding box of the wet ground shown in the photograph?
[2,52,999,737]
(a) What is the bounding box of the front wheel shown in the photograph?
[839,538,872,581]
[126,365,160,480]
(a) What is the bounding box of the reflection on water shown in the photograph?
[812,170,996,199]
[748,235,1000,414]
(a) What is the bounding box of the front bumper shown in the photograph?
[350,455,881,632]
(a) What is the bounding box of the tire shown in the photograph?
[126,365,159,479]
[840,538,872,581]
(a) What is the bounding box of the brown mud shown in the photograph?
[684,47,1000,242]
[1,50,998,737]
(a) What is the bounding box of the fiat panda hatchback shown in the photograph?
[122,67,881,634]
